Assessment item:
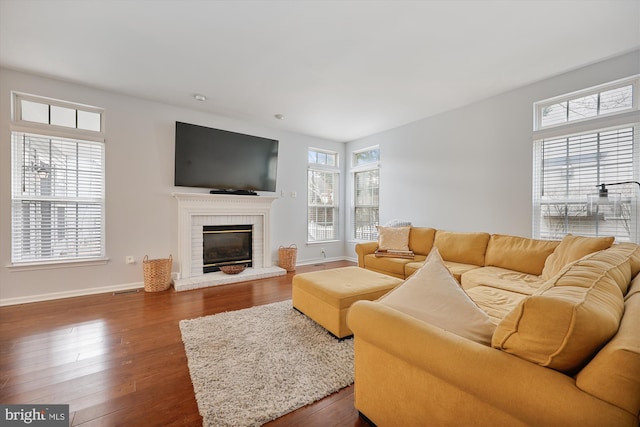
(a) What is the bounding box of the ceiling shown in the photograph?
[1,0,639,142]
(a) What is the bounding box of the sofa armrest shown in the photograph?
[354,241,378,267]
[347,300,635,426]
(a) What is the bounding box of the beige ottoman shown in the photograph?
[292,266,404,338]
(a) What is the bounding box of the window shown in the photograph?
[308,149,339,242]
[535,78,636,130]
[532,77,640,243]
[11,93,105,264]
[352,147,379,240]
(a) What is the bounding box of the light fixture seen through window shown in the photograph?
[588,181,640,218]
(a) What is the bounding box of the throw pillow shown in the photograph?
[377,226,411,251]
[541,234,615,279]
[378,247,496,345]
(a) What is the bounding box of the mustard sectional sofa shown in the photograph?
[350,228,640,426]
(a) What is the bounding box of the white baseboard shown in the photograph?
[0,281,144,307]
[0,257,359,307]
[295,256,355,266]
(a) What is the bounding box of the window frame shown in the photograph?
[13,92,106,141]
[532,77,640,243]
[10,92,107,269]
[534,75,639,132]
[307,148,340,244]
[351,146,380,241]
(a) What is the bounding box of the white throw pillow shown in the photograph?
[378,247,496,345]
[377,226,410,251]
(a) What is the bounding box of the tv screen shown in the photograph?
[174,121,278,193]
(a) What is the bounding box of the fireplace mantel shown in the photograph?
[172,192,285,291]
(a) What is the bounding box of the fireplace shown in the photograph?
[172,192,286,292]
[203,225,253,273]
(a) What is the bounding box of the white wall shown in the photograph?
[0,68,345,304]
[345,50,640,255]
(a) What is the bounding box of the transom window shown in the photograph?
[15,92,104,134]
[11,92,106,265]
[535,76,637,130]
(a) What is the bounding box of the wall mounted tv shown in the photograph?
[174,121,278,195]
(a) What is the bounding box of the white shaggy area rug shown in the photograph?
[179,300,354,427]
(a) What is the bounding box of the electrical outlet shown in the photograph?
[125,255,136,264]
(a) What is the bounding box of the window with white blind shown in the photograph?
[352,147,379,240]
[308,149,339,242]
[533,77,640,243]
[11,93,105,264]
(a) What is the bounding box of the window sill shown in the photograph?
[7,257,110,272]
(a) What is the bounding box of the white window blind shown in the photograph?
[354,169,379,240]
[533,125,639,242]
[11,132,105,263]
[307,168,338,242]
[351,146,379,240]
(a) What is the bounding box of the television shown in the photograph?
[174,121,278,194]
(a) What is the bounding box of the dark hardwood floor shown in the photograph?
[0,260,373,426]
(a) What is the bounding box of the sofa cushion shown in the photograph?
[461,266,547,295]
[484,234,560,276]
[443,261,482,283]
[405,260,481,282]
[379,247,496,345]
[408,227,436,256]
[364,253,421,279]
[541,234,615,280]
[492,246,630,374]
[465,285,528,325]
[377,226,411,251]
[433,230,490,266]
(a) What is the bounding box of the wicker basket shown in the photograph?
[278,244,297,272]
[220,264,246,275]
[142,254,172,292]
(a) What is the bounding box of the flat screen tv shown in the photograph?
[174,121,278,194]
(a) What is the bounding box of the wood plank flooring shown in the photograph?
[0,261,373,426]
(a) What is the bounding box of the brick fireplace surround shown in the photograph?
[172,192,286,291]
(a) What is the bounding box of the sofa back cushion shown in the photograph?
[541,234,615,280]
[433,230,490,266]
[492,246,632,374]
[408,227,436,256]
[484,234,560,276]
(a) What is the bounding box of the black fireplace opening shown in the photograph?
[203,225,253,273]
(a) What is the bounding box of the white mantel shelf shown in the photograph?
[172,192,285,291]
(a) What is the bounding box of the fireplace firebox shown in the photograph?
[203,225,252,273]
